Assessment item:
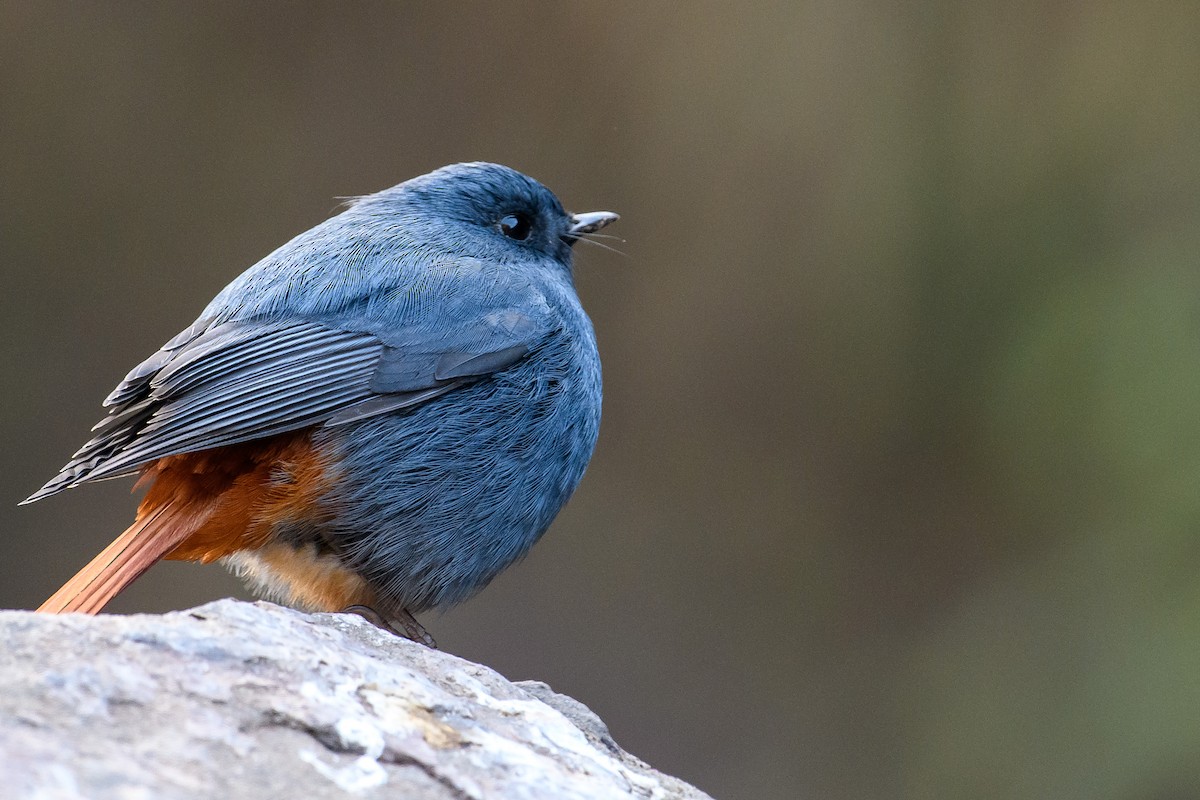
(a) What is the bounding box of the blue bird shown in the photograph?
[24,162,618,645]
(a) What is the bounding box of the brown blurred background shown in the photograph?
[4,4,1200,798]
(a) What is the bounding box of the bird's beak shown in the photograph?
[567,211,620,236]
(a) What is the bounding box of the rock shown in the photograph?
[0,600,711,800]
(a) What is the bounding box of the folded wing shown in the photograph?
[25,313,540,503]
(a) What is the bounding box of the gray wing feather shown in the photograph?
[25,310,544,504]
[102,317,217,407]
[436,345,528,380]
[324,385,466,427]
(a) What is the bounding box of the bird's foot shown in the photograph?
[342,604,437,648]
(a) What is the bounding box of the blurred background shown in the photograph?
[3,3,1200,798]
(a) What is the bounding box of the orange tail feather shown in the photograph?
[38,503,195,615]
[36,431,326,615]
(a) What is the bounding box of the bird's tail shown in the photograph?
[37,502,197,615]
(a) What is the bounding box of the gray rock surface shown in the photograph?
[0,600,711,800]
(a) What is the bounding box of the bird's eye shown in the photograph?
[498,213,533,241]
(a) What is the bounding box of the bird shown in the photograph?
[22,162,618,646]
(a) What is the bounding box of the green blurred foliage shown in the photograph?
[3,3,1200,799]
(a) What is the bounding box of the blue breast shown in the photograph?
[313,306,601,612]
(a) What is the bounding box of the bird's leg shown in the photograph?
[342,604,437,649]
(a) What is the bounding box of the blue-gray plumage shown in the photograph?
[26,163,618,643]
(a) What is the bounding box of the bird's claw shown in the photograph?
[342,604,437,648]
